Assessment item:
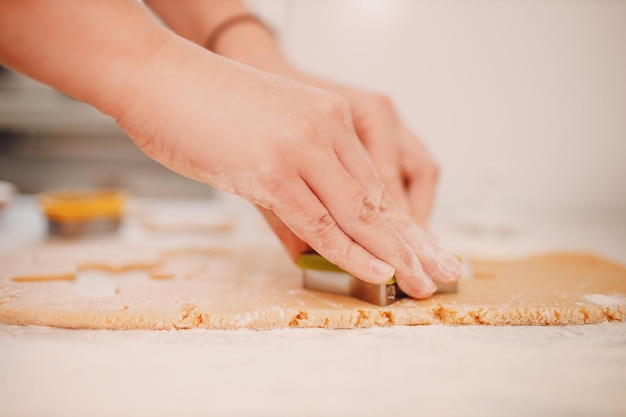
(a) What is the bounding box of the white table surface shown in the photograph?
[1,195,625,417]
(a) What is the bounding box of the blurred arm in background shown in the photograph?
[146,0,441,228]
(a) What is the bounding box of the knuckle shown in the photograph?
[370,94,395,113]
[289,116,317,143]
[357,196,380,225]
[312,212,337,241]
[378,191,395,213]
[318,93,350,121]
[340,242,360,264]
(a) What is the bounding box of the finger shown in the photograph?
[368,150,409,215]
[335,134,460,289]
[256,205,310,261]
[300,149,436,298]
[271,177,398,286]
[384,209,462,286]
[400,128,439,226]
[355,116,411,214]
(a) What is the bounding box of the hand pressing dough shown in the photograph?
[0,241,624,329]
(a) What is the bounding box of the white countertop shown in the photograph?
[1,195,625,417]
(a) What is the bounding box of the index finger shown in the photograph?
[400,128,439,226]
[271,176,398,286]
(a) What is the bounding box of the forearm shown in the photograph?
[0,0,171,117]
[146,0,291,74]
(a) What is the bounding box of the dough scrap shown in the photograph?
[0,241,624,330]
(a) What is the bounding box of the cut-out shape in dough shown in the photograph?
[3,253,77,282]
[73,270,152,298]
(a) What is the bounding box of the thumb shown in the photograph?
[256,205,311,261]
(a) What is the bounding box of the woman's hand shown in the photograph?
[291,74,440,227]
[140,0,461,297]
[252,69,459,298]
[116,39,459,298]
[142,2,438,225]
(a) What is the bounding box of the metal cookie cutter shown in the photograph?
[297,252,458,306]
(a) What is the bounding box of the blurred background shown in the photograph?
[1,0,625,226]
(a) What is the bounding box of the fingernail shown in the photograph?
[440,253,462,275]
[422,275,437,293]
[370,258,395,282]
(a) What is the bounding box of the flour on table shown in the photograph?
[583,293,626,307]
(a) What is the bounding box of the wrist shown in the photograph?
[208,16,294,75]
[94,25,174,119]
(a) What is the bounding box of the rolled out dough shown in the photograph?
[0,240,624,329]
